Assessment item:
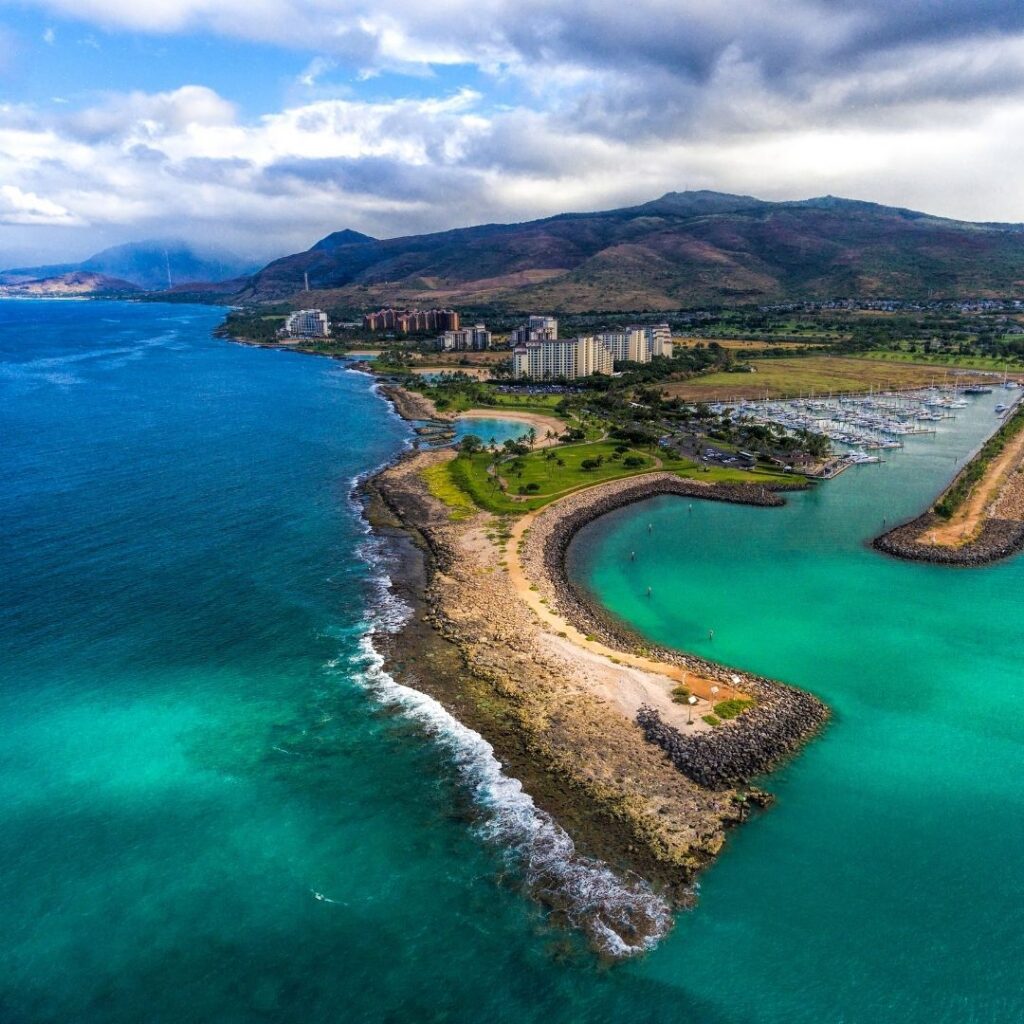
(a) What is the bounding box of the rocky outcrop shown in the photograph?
[636,687,829,788]
[377,383,452,422]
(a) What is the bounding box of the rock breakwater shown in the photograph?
[873,513,1024,566]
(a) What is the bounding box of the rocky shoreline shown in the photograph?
[872,512,1024,566]
[376,383,452,422]
[358,387,830,953]
[519,474,830,789]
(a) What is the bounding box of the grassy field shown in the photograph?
[663,356,998,401]
[421,462,477,520]
[675,337,818,351]
[441,441,800,514]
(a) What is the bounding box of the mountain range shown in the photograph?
[235,191,1024,311]
[0,239,259,294]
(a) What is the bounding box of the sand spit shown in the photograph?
[874,403,1024,566]
[517,474,830,788]
[873,513,1024,566]
[363,447,830,954]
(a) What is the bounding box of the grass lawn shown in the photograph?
[488,393,567,414]
[445,441,801,514]
[503,441,657,493]
[663,355,998,401]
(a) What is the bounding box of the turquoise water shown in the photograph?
[453,416,531,447]
[569,392,1024,1023]
[4,300,1021,1023]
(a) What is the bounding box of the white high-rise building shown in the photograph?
[510,315,558,344]
[642,323,673,358]
[596,328,646,364]
[512,335,614,380]
[438,323,492,351]
[283,309,331,338]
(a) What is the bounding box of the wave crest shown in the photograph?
[346,531,671,956]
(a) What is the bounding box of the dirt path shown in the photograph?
[927,422,1024,546]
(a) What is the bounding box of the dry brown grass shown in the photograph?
[663,356,993,401]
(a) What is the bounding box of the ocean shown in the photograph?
[2,299,1021,1023]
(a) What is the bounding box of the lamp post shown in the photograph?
[687,695,697,725]
[710,685,719,712]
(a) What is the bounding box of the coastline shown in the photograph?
[873,397,1024,566]
[359,383,830,953]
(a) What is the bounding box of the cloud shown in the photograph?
[0,185,80,225]
[4,2,1024,262]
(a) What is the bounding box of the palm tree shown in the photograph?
[527,427,537,449]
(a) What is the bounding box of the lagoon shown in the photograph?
[569,389,1024,1023]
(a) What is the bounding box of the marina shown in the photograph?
[706,378,1024,477]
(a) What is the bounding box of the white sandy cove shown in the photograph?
[457,409,565,447]
[507,475,754,733]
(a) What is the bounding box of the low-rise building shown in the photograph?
[513,335,613,380]
[283,309,331,338]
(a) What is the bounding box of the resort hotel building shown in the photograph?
[282,309,331,338]
[510,315,558,344]
[438,324,492,351]
[512,317,673,379]
[594,324,673,362]
[362,308,460,334]
[513,334,615,380]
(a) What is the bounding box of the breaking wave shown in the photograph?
[344,527,672,958]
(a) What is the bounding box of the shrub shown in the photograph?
[580,458,600,471]
[713,698,755,720]
[671,685,691,703]
[623,455,645,468]
[702,714,722,727]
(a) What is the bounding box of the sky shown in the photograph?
[1,0,1024,265]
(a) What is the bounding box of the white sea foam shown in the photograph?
[343,531,671,956]
[337,394,672,956]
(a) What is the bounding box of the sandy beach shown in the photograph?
[456,408,566,446]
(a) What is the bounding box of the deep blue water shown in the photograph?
[4,299,1021,1024]
[0,301,707,1023]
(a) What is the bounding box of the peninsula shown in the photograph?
[362,373,831,954]
[874,395,1024,564]
[216,288,1024,951]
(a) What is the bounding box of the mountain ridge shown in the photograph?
[233,190,1024,310]
[1,239,261,291]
